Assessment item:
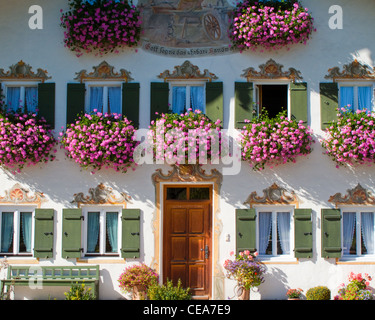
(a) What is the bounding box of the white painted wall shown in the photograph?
[0,0,374,300]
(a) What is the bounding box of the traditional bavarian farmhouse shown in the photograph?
[0,0,374,300]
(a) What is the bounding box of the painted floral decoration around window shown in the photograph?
[321,107,375,168]
[229,0,315,51]
[148,110,223,165]
[60,111,139,173]
[240,111,314,171]
[0,103,57,173]
[60,0,142,57]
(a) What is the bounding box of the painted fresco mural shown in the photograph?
[139,0,236,56]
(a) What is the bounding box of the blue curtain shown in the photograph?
[6,87,21,112]
[89,87,104,113]
[190,86,205,113]
[87,212,100,253]
[340,86,354,111]
[361,212,374,255]
[106,212,118,253]
[1,212,14,253]
[277,212,290,255]
[172,87,186,114]
[342,212,355,255]
[21,212,32,253]
[25,87,38,113]
[358,86,372,111]
[108,87,121,115]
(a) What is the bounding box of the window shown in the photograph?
[254,84,288,118]
[3,82,38,113]
[86,83,122,115]
[342,209,374,257]
[169,82,205,114]
[339,83,374,112]
[83,207,121,256]
[257,207,293,258]
[0,208,34,256]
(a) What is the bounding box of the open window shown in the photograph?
[254,83,288,118]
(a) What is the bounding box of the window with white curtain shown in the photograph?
[83,207,121,256]
[339,83,374,112]
[169,82,205,114]
[257,207,293,259]
[3,83,38,113]
[342,208,375,258]
[86,83,122,115]
[0,207,34,256]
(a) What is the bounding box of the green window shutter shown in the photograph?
[290,82,308,125]
[122,82,140,128]
[205,82,223,123]
[37,83,55,129]
[150,82,169,122]
[66,83,85,125]
[34,209,54,258]
[62,208,83,259]
[121,209,140,258]
[320,82,338,130]
[235,82,253,129]
[236,208,257,255]
[294,208,313,258]
[321,208,342,258]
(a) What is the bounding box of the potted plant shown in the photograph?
[64,282,96,300]
[60,0,142,57]
[306,286,331,300]
[229,0,315,52]
[334,272,373,300]
[118,263,159,300]
[240,111,314,171]
[147,279,192,300]
[148,110,223,166]
[60,111,139,173]
[223,250,266,300]
[322,107,375,168]
[286,288,303,300]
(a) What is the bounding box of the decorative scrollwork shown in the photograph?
[328,184,375,207]
[325,59,375,81]
[0,183,47,207]
[0,60,51,82]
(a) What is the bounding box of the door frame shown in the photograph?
[151,165,224,300]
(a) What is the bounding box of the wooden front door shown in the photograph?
[163,186,212,299]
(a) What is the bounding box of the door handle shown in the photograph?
[201,245,209,259]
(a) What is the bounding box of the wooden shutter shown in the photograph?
[235,82,253,129]
[34,209,54,258]
[294,208,313,258]
[290,82,308,125]
[122,82,140,128]
[205,82,223,123]
[320,82,338,130]
[321,208,342,258]
[66,83,85,125]
[37,83,55,129]
[121,209,140,258]
[150,82,169,122]
[62,208,83,259]
[236,208,257,255]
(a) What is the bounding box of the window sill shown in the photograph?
[77,257,125,264]
[336,257,375,265]
[0,257,39,264]
[259,256,298,264]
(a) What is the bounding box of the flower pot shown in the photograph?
[132,285,146,300]
[288,298,300,300]
[237,287,250,300]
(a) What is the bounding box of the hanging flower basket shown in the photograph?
[229,0,315,51]
[60,111,139,173]
[60,0,142,56]
[148,110,223,165]
[240,112,314,171]
[322,108,375,168]
[0,111,57,173]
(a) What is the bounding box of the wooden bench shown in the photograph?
[0,265,100,299]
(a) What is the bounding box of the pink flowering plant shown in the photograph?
[240,111,314,170]
[229,0,315,51]
[148,110,223,165]
[60,111,139,173]
[322,107,375,168]
[60,0,141,56]
[0,102,57,173]
[334,272,373,300]
[118,263,159,294]
[286,288,303,299]
[223,250,266,290]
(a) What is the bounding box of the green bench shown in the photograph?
[0,265,100,299]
